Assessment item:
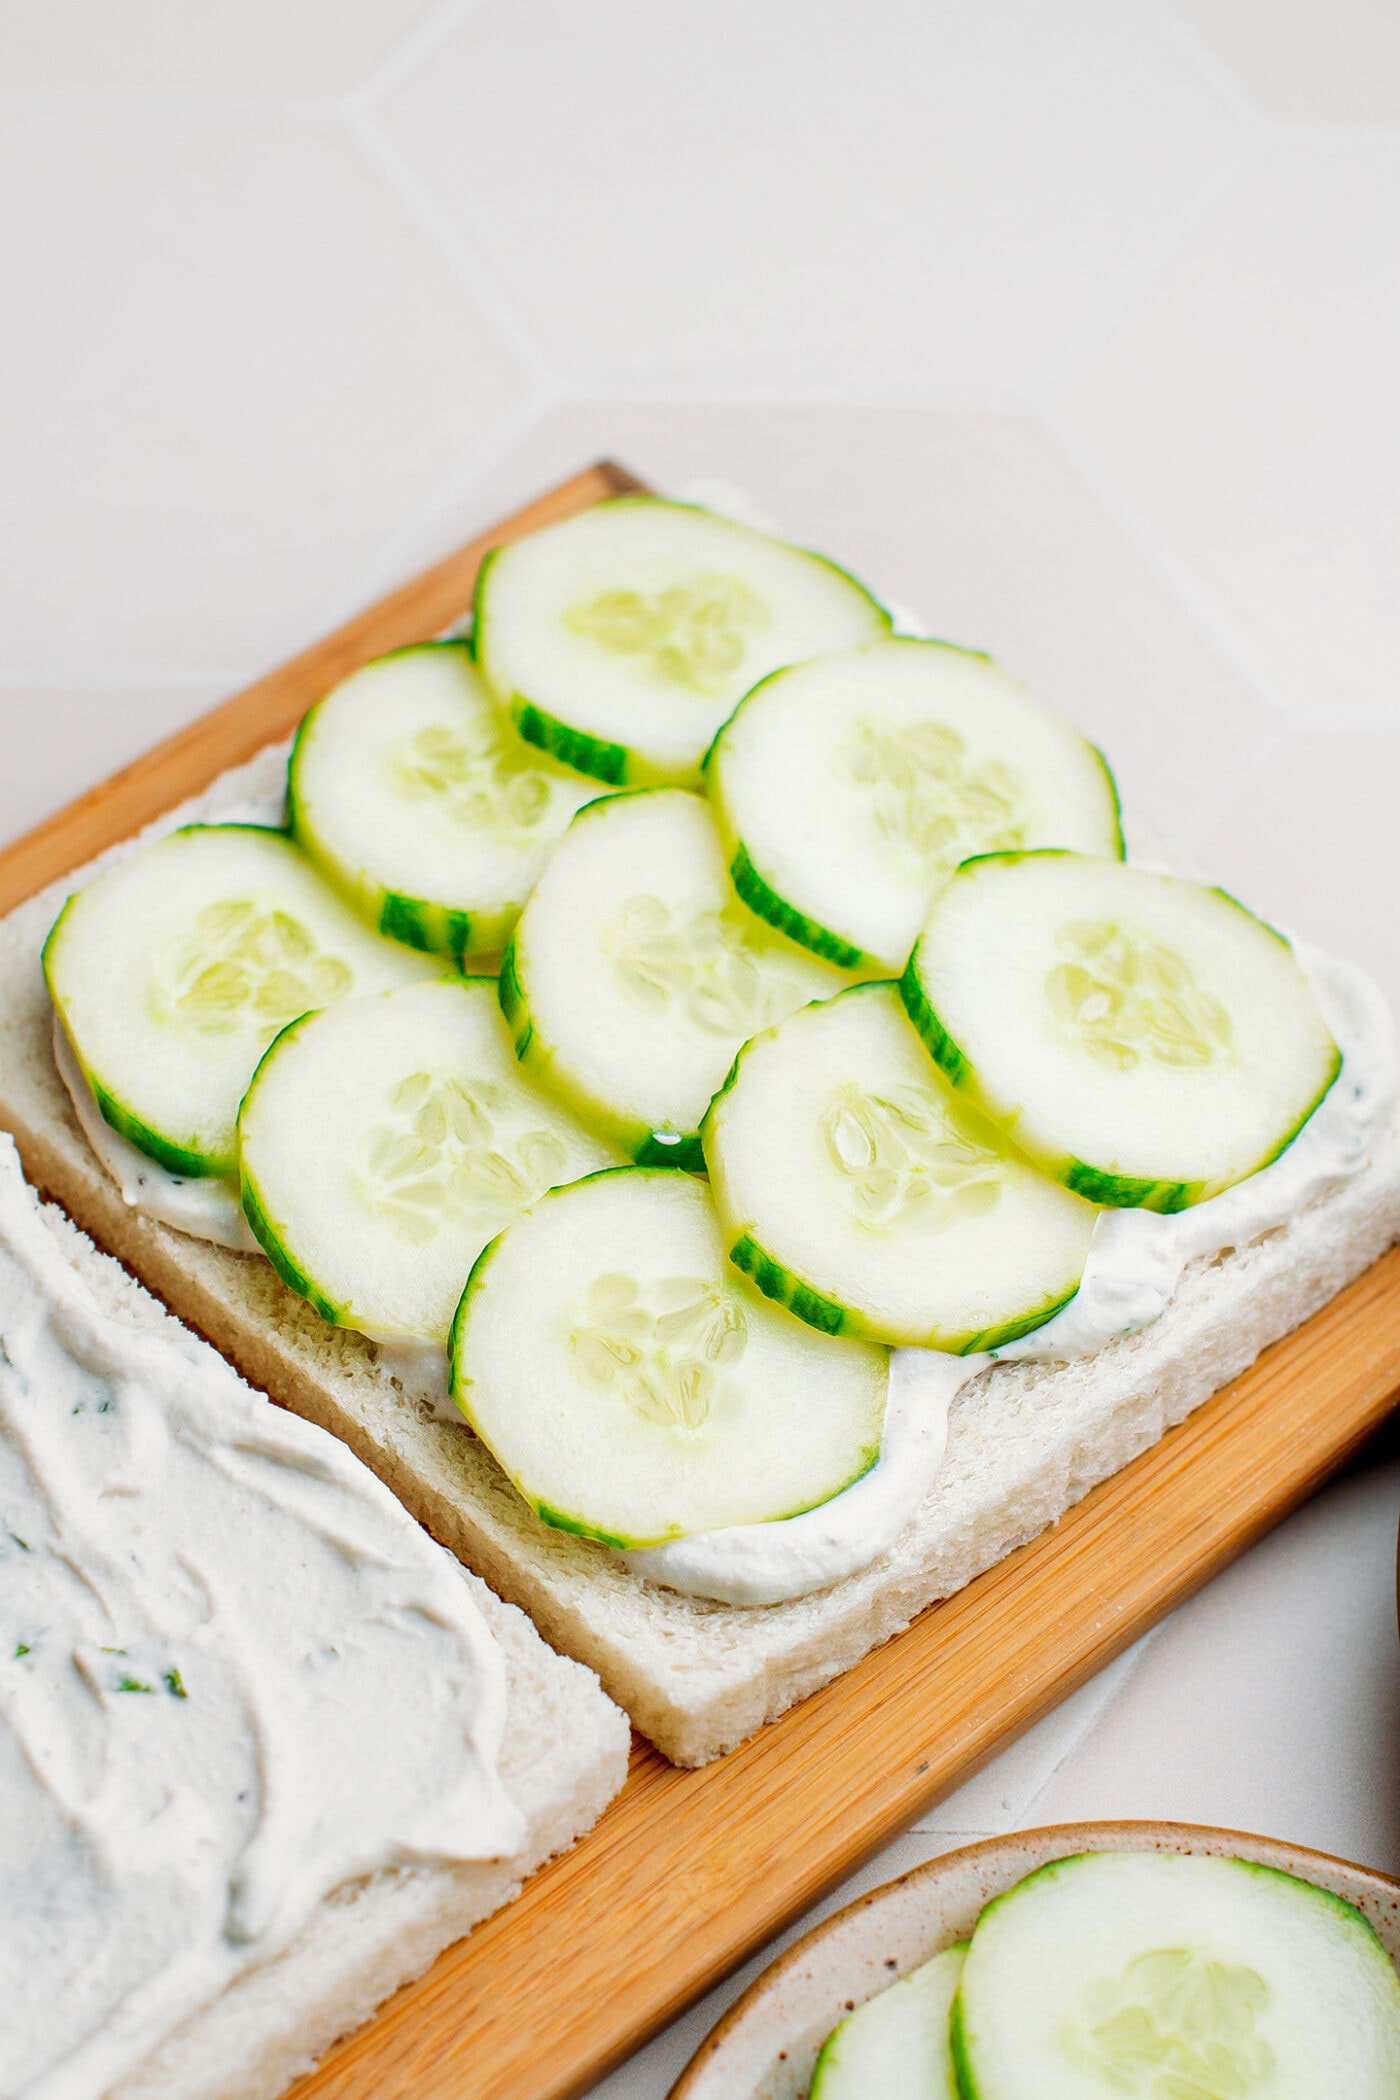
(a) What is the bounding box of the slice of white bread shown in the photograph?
[10,1145,631,2100]
[4,744,1400,1769]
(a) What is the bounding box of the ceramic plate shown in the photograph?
[670,1820,1400,2100]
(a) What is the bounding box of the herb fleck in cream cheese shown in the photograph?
[0,1137,522,2098]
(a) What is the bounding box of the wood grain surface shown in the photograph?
[4,462,1396,2100]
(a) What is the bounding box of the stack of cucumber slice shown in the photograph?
[45,494,1344,1558]
[811,1849,1400,2098]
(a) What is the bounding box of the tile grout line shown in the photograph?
[555,374,1029,415]
[1031,119,1267,404]
[1036,402,1287,727]
[342,0,491,113]
[0,85,330,117]
[1171,714,1294,853]
[341,101,559,392]
[1155,0,1273,117]
[329,389,563,614]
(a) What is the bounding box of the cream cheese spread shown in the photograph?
[0,1137,522,2099]
[54,1018,259,1253]
[625,945,1393,1603]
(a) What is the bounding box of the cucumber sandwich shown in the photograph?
[6,485,1395,1766]
[810,1848,1400,2099]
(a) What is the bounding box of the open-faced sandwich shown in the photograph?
[2,490,1397,1767]
[0,1134,628,2096]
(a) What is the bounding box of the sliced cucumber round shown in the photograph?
[475,496,891,789]
[902,852,1341,1211]
[952,1850,1400,2099]
[288,640,601,966]
[238,978,619,1343]
[704,982,1097,1350]
[812,1942,966,2100]
[707,638,1122,973]
[450,1168,887,1549]
[44,825,440,1178]
[501,788,848,1168]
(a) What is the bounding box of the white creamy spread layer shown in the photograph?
[625,946,1393,1603]
[0,1138,523,2100]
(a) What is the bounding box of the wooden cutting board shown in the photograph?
[4,461,1398,2100]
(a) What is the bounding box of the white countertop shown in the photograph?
[1,2,1397,2091]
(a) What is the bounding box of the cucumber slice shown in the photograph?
[704,982,1097,1349]
[952,1850,1400,2099]
[811,1943,966,2100]
[238,978,619,1342]
[903,852,1341,1211]
[501,788,848,1167]
[707,638,1123,972]
[450,1168,887,1548]
[475,496,891,788]
[288,641,601,965]
[43,825,440,1178]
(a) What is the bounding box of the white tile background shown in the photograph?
[0,2,1396,2092]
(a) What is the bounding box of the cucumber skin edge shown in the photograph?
[633,1130,706,1174]
[730,1233,849,1337]
[511,697,631,788]
[236,1012,350,1329]
[727,841,868,971]
[902,916,1344,1211]
[951,1850,1400,2096]
[899,946,970,1090]
[729,1225,1076,1354]
[497,936,534,1060]
[500,930,685,1163]
[44,899,235,1179]
[1096,744,1127,861]
[289,701,488,968]
[949,1988,978,2100]
[239,1166,345,1330]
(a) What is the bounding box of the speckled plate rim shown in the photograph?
[669,1819,1400,2100]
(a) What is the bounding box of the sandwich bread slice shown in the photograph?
[3,735,1398,1769]
[0,1131,629,2100]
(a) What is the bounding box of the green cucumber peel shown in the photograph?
[727,841,868,970]
[511,697,631,786]
[633,1130,707,1173]
[239,1163,345,1328]
[898,945,969,1088]
[729,1232,848,1336]
[237,1012,346,1327]
[46,907,231,1177]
